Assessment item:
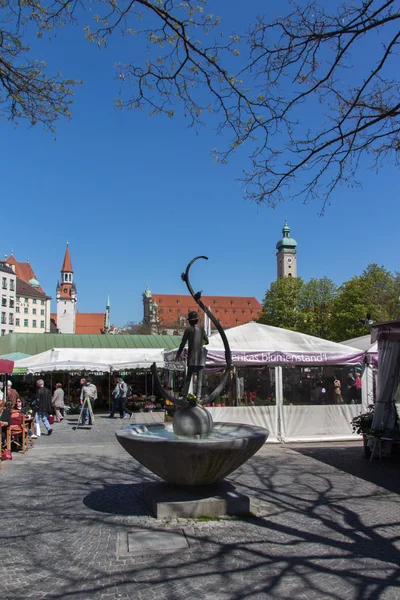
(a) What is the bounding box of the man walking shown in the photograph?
[107,377,128,419]
[35,379,53,435]
[80,377,98,425]
[52,382,65,422]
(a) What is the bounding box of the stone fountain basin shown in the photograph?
[115,422,269,486]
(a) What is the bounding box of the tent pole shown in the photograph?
[108,372,111,410]
[275,366,283,442]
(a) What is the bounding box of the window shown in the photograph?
[16,318,20,326]
[16,296,20,301]
[24,297,28,303]
[9,280,14,291]
[40,309,44,315]
[24,307,28,314]
[9,298,14,308]
[16,306,20,313]
[8,330,13,334]
[24,319,28,327]
[40,320,45,328]
[2,278,7,289]
[32,320,37,328]
[1,329,5,336]
[33,298,37,304]
[41,300,44,305]
[9,314,13,325]
[32,309,36,315]
[1,312,6,324]
[63,287,68,293]
[1,296,6,307]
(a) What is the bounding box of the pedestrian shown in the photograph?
[52,382,65,422]
[34,379,53,435]
[107,377,127,419]
[79,376,98,425]
[6,380,20,408]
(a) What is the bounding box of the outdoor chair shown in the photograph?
[6,414,29,454]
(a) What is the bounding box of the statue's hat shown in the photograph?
[188,310,199,322]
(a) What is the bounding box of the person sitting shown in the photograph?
[14,397,38,440]
[0,399,11,447]
[6,380,20,408]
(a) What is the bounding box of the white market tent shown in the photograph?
[204,322,365,366]
[341,334,377,406]
[167,322,367,443]
[341,334,378,362]
[13,347,165,373]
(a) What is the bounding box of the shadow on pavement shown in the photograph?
[292,443,400,494]
[83,482,150,516]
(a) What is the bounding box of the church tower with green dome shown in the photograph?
[276,220,297,279]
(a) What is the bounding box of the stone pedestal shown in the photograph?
[143,480,250,519]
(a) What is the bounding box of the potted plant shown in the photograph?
[351,404,374,458]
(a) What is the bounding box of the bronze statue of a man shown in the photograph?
[175,310,209,399]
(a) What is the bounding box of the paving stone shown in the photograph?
[1,417,400,599]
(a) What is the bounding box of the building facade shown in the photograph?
[276,220,297,279]
[143,286,262,335]
[2,255,51,334]
[0,263,16,336]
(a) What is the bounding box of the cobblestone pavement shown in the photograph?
[1,414,400,600]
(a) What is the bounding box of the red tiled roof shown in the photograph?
[61,247,73,272]
[51,313,106,334]
[151,294,262,329]
[6,255,46,294]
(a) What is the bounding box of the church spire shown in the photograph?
[61,244,73,273]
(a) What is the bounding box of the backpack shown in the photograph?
[126,384,133,399]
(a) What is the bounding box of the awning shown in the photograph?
[166,322,364,366]
[0,358,14,374]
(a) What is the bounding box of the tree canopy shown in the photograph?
[2,0,399,207]
[258,276,337,339]
[259,264,400,341]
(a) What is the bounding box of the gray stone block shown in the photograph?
[143,480,250,518]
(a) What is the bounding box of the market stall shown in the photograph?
[167,322,366,442]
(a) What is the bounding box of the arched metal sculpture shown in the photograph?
[151,256,232,407]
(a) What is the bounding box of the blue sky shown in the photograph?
[2,1,398,327]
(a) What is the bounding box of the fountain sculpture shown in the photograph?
[116,257,268,497]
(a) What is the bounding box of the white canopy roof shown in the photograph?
[166,322,364,366]
[13,347,165,373]
[341,334,378,363]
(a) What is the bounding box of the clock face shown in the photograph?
[286,256,293,264]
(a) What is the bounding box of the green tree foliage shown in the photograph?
[330,264,400,341]
[258,277,306,332]
[258,276,337,338]
[302,277,338,339]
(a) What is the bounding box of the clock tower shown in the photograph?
[276,220,297,279]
